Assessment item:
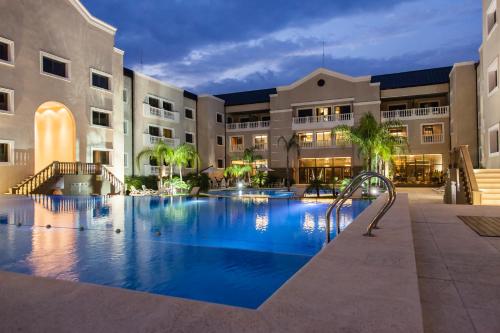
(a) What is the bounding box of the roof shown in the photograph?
[371,66,453,90]
[215,88,277,106]
[184,90,198,101]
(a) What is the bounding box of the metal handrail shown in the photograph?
[325,171,397,242]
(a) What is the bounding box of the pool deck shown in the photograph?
[0,193,425,332]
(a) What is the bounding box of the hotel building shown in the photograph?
[0,0,497,198]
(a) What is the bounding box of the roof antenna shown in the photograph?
[322,41,325,68]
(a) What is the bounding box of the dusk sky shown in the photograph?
[81,0,482,94]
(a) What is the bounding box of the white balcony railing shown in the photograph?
[292,113,354,130]
[299,139,351,149]
[226,121,270,131]
[143,104,180,123]
[143,134,180,147]
[254,143,268,151]
[392,136,408,145]
[230,144,244,152]
[381,106,449,121]
[144,165,160,176]
[422,134,444,144]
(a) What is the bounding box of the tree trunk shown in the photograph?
[179,166,183,182]
[286,151,291,191]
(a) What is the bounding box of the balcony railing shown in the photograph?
[299,139,351,149]
[254,143,268,151]
[144,165,160,176]
[422,134,444,144]
[226,121,270,131]
[230,144,244,152]
[381,106,449,121]
[143,134,180,147]
[143,104,180,123]
[292,113,354,130]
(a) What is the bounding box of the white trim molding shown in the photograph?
[216,135,225,146]
[68,0,117,35]
[216,112,224,123]
[487,57,499,97]
[488,123,500,157]
[291,98,354,107]
[277,68,371,92]
[40,51,71,82]
[420,122,445,145]
[0,139,15,166]
[270,109,292,114]
[353,101,381,107]
[0,36,15,67]
[90,68,113,93]
[90,107,113,129]
[0,87,14,115]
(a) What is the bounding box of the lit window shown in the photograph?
[254,135,268,150]
[185,108,194,119]
[316,107,332,116]
[316,131,332,142]
[93,150,111,165]
[216,113,224,123]
[0,37,14,65]
[41,52,70,80]
[185,132,194,144]
[421,123,444,144]
[488,58,499,95]
[489,124,500,156]
[334,105,351,114]
[217,136,224,146]
[91,109,111,128]
[230,136,243,151]
[91,70,111,91]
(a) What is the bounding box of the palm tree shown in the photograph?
[224,165,252,184]
[242,147,262,182]
[136,142,173,188]
[332,112,404,173]
[173,144,200,181]
[278,134,300,191]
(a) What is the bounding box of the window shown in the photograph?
[217,159,224,169]
[216,113,224,123]
[316,131,332,143]
[91,109,111,128]
[91,69,111,91]
[124,153,129,168]
[40,52,70,80]
[0,141,13,164]
[217,135,224,146]
[0,88,13,114]
[488,59,498,95]
[298,108,313,118]
[123,89,128,103]
[489,124,500,156]
[149,126,160,137]
[230,136,243,151]
[334,105,351,114]
[388,104,407,111]
[0,37,14,65]
[149,97,160,108]
[419,101,439,108]
[123,121,129,135]
[185,108,194,119]
[421,123,444,144]
[163,101,173,111]
[316,106,332,116]
[185,132,194,144]
[487,0,497,35]
[298,132,314,143]
[92,150,111,165]
[227,116,233,124]
[163,128,173,138]
[254,135,268,150]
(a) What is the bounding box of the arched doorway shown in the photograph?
[35,102,76,173]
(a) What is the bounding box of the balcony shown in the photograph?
[143,104,180,123]
[143,134,180,147]
[230,144,244,152]
[226,121,270,132]
[422,134,444,144]
[292,113,354,131]
[299,139,351,149]
[381,106,449,122]
[144,165,160,176]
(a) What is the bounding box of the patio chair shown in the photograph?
[129,186,143,196]
[291,186,307,198]
[220,178,227,189]
[142,185,158,196]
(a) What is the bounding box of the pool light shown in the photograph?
[237,182,244,189]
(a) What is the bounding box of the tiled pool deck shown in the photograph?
[1,190,499,332]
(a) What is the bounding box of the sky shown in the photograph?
[81,0,482,94]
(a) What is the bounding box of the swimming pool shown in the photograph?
[208,188,294,198]
[0,195,370,308]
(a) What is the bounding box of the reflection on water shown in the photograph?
[0,195,370,308]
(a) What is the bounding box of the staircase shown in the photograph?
[474,169,500,206]
[9,161,124,196]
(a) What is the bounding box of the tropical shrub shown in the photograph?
[163,177,190,194]
[185,172,210,192]
[125,176,158,192]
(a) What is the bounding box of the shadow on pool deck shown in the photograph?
[0,194,424,333]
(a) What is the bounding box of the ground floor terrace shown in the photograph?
[1,189,499,332]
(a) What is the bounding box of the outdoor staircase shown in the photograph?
[9,161,125,196]
[474,169,500,206]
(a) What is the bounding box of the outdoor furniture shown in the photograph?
[129,186,143,196]
[291,186,307,198]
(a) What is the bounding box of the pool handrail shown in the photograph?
[325,172,396,242]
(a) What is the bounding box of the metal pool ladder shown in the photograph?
[325,171,397,242]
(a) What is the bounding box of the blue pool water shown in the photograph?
[0,195,370,308]
[208,188,295,198]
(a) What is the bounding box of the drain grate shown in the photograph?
[458,216,500,237]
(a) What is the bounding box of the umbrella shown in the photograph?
[257,165,274,172]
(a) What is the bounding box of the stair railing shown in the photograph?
[102,165,125,194]
[450,145,480,204]
[325,171,396,242]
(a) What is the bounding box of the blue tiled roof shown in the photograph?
[371,66,453,90]
[216,88,277,106]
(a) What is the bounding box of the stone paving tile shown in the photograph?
[420,302,476,333]
[455,281,500,311]
[416,261,451,280]
[418,278,463,307]
[467,308,500,333]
